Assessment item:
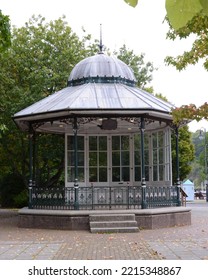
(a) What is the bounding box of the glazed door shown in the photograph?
[110,135,131,186]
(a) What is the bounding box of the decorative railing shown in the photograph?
[29,185,179,210]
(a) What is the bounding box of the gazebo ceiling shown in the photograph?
[13,52,175,133]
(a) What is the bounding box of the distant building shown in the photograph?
[182,179,194,201]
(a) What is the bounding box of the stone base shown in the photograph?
[135,208,191,229]
[18,207,191,231]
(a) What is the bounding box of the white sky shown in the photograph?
[1,0,208,132]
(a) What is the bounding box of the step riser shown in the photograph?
[90,221,138,228]
[89,214,139,233]
[91,227,139,233]
[90,214,135,222]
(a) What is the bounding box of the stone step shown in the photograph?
[90,220,138,228]
[89,213,139,233]
[90,227,139,233]
[89,214,136,222]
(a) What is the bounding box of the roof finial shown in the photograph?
[98,24,104,53]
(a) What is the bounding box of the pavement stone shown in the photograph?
[0,201,208,260]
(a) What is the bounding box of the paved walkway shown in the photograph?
[0,201,208,260]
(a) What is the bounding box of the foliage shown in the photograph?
[0,174,27,208]
[165,13,208,124]
[123,0,208,30]
[171,125,195,183]
[0,16,94,200]
[115,44,155,89]
[171,103,208,125]
[189,131,208,188]
[123,0,208,125]
[165,14,208,71]
[165,0,208,30]
[124,0,138,8]
[0,10,11,52]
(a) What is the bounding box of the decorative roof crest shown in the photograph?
[98,24,104,53]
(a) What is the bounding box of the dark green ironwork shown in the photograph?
[73,117,79,210]
[28,124,33,209]
[30,185,178,210]
[145,186,178,208]
[175,126,181,206]
[68,76,136,87]
[140,117,147,209]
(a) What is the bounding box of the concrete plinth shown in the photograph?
[18,207,191,231]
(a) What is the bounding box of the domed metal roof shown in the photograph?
[68,53,136,86]
[13,52,176,133]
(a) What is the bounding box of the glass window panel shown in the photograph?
[134,151,140,165]
[159,165,164,181]
[68,151,74,166]
[153,166,157,181]
[67,167,74,182]
[112,151,120,166]
[145,166,149,181]
[99,168,107,182]
[158,131,163,147]
[89,136,97,151]
[68,136,84,150]
[121,151,129,165]
[134,134,141,149]
[89,168,97,182]
[67,136,74,150]
[121,136,129,150]
[135,167,141,181]
[153,149,157,164]
[112,167,120,182]
[152,133,157,148]
[78,152,84,166]
[159,148,164,164]
[112,136,120,150]
[78,136,84,150]
[78,168,84,182]
[99,136,107,150]
[122,167,130,181]
[99,152,107,166]
[144,150,149,164]
[144,134,149,149]
[89,152,97,166]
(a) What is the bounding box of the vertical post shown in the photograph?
[32,131,36,189]
[204,131,208,202]
[140,117,147,209]
[175,126,181,206]
[73,117,79,210]
[28,124,33,209]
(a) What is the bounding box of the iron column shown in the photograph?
[73,117,79,210]
[140,117,147,209]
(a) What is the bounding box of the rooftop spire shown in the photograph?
[98,24,104,53]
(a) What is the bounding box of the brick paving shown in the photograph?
[0,201,208,260]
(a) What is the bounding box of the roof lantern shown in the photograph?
[68,53,136,87]
[68,24,136,87]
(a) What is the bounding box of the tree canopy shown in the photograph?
[114,44,155,89]
[0,10,11,51]
[124,0,208,30]
[123,0,208,124]
[0,15,95,206]
[171,125,195,183]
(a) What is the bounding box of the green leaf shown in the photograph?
[166,0,203,30]
[124,0,138,8]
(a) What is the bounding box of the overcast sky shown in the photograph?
[1,0,208,132]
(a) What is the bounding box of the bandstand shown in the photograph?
[13,49,191,230]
